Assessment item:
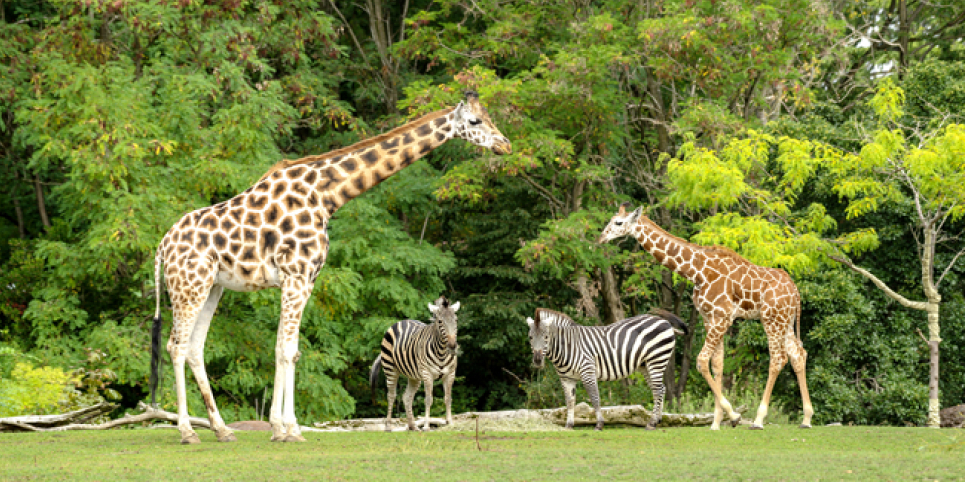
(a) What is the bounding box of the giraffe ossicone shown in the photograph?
[149,92,510,444]
[599,204,814,430]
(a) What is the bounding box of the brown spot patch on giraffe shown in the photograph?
[229,229,240,241]
[740,300,755,311]
[239,266,253,279]
[299,240,318,257]
[295,229,314,239]
[214,205,227,217]
[307,192,319,208]
[353,177,365,191]
[360,149,379,166]
[260,230,279,256]
[241,246,257,262]
[435,132,447,142]
[433,117,447,127]
[197,232,210,249]
[341,159,357,172]
[178,245,190,254]
[244,228,257,243]
[380,138,399,150]
[271,172,282,180]
[665,257,678,271]
[213,233,227,250]
[200,215,218,230]
[180,231,194,244]
[284,195,304,210]
[388,149,398,156]
[245,212,262,227]
[229,208,243,223]
[305,170,317,185]
[222,252,234,266]
[313,212,326,230]
[248,195,268,210]
[297,212,311,225]
[291,182,308,196]
[401,149,415,166]
[280,217,294,234]
[323,198,337,212]
[265,204,281,224]
[230,197,243,207]
[667,243,680,257]
[415,123,433,137]
[255,181,270,192]
[272,182,288,198]
[418,139,433,155]
[286,167,306,178]
[385,159,397,171]
[704,270,720,284]
[402,133,415,145]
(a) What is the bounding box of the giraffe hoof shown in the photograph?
[217,433,238,443]
[749,424,764,430]
[180,434,202,445]
[799,424,812,429]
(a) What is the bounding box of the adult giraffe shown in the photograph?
[598,203,813,430]
[150,92,511,444]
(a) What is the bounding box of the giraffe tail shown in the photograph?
[369,355,383,393]
[149,245,164,409]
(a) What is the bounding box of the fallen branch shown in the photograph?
[0,402,211,433]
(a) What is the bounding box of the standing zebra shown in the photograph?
[526,308,688,430]
[370,296,460,431]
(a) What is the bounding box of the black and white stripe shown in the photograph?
[527,308,687,430]
[370,296,460,431]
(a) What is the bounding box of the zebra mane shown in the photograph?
[534,308,575,327]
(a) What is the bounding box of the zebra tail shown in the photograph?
[650,307,689,336]
[149,246,164,408]
[369,355,383,393]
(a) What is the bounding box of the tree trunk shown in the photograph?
[926,304,941,428]
[33,175,51,228]
[8,184,25,238]
[599,266,624,325]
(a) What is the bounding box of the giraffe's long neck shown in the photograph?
[313,109,456,213]
[634,218,708,284]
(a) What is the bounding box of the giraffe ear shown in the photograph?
[451,301,460,313]
[629,206,643,222]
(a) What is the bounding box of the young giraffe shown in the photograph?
[598,203,813,430]
[149,92,511,444]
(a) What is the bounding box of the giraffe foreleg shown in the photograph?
[270,275,312,442]
[697,324,738,430]
[185,285,235,442]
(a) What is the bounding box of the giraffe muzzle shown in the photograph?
[491,138,512,155]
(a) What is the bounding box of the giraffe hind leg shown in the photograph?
[167,279,216,444]
[786,333,813,428]
[185,285,235,442]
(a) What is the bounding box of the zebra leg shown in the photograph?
[384,371,399,432]
[402,378,422,431]
[645,363,666,430]
[560,378,578,429]
[421,376,434,431]
[581,375,605,431]
[443,363,456,426]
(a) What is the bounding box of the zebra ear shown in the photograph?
[541,317,555,328]
[525,317,534,327]
[428,302,438,314]
[451,301,460,313]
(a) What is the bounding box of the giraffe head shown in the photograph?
[598,202,643,244]
[526,309,568,368]
[428,296,461,354]
[450,91,512,155]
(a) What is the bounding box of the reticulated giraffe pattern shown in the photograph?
[150,92,510,444]
[598,203,813,430]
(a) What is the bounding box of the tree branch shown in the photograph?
[828,255,929,311]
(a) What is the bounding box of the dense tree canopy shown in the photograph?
[1,0,963,427]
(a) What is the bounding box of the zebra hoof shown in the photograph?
[799,424,812,429]
[645,425,656,431]
[217,433,237,443]
[180,434,201,445]
[282,434,307,443]
[749,424,764,430]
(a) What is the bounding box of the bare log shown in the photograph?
[0,402,211,433]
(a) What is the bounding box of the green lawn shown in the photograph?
[1,425,962,481]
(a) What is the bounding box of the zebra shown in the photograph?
[369,296,460,431]
[525,308,688,430]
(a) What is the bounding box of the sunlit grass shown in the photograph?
[1,424,962,481]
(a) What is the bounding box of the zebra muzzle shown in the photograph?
[531,352,545,368]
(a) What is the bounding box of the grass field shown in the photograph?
[1,425,963,481]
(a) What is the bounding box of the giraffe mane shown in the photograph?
[256,107,457,183]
